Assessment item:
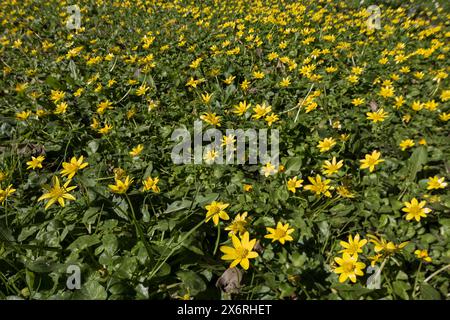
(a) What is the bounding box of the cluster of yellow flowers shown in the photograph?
[205,201,294,270]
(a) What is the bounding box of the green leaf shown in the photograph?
[80,280,107,300]
[67,235,101,252]
[284,157,302,174]
[407,147,427,181]
[420,283,441,300]
[177,271,207,295]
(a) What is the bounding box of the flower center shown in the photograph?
[274,229,287,239]
[341,261,355,273]
[235,247,249,259]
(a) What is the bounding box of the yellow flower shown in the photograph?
[252,102,272,119]
[304,175,332,197]
[402,198,431,222]
[61,156,89,179]
[38,176,76,210]
[439,112,450,121]
[440,90,450,102]
[414,249,432,263]
[322,157,343,176]
[279,77,291,87]
[200,112,221,126]
[97,100,113,115]
[287,176,303,193]
[50,90,66,103]
[142,176,160,193]
[347,75,359,84]
[253,71,265,79]
[26,155,45,170]
[204,149,219,164]
[201,92,213,104]
[339,234,367,256]
[264,222,294,245]
[189,57,202,69]
[91,117,99,129]
[205,201,230,225]
[54,102,68,115]
[240,79,250,91]
[368,254,383,267]
[359,150,384,172]
[0,185,16,205]
[16,110,32,121]
[232,101,251,116]
[351,98,365,106]
[394,96,405,108]
[334,253,366,283]
[243,184,253,192]
[379,86,395,98]
[366,108,388,123]
[427,176,447,190]
[336,186,355,198]
[220,232,258,270]
[367,234,409,254]
[223,75,236,85]
[317,137,336,153]
[136,84,149,96]
[225,212,249,237]
[267,52,279,61]
[424,100,438,111]
[108,176,133,194]
[399,139,415,151]
[221,135,236,149]
[411,100,423,111]
[129,144,144,157]
[261,162,277,177]
[98,123,113,134]
[265,113,279,126]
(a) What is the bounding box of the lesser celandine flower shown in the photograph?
[26,156,45,170]
[252,103,272,119]
[225,212,248,237]
[109,176,133,194]
[261,162,277,177]
[220,232,258,270]
[367,234,409,254]
[322,157,343,176]
[129,144,144,157]
[427,176,447,190]
[205,201,229,225]
[304,175,332,197]
[61,156,89,179]
[200,112,221,126]
[0,185,16,205]
[414,249,432,262]
[399,139,415,151]
[38,176,76,210]
[317,137,336,153]
[232,101,251,116]
[264,222,295,245]
[142,176,160,193]
[339,234,367,256]
[287,176,303,193]
[402,198,431,222]
[359,150,384,172]
[366,108,388,123]
[333,253,366,283]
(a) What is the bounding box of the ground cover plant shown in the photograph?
[0,0,449,300]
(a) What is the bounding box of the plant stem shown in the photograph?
[213,222,221,255]
[413,261,423,299]
[125,194,153,259]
